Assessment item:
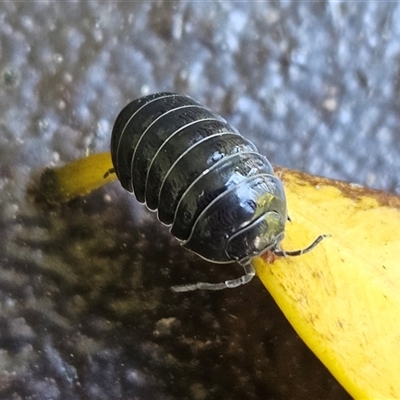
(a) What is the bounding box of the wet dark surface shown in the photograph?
[1,2,399,399]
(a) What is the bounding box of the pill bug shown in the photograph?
[109,92,326,292]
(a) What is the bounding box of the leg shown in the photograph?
[103,168,115,179]
[171,262,256,292]
[274,234,330,257]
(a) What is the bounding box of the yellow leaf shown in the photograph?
[254,167,400,400]
[39,152,116,202]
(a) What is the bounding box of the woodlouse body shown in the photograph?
[110,92,325,291]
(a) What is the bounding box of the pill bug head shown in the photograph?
[182,173,288,264]
[226,211,286,263]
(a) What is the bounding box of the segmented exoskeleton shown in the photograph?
[109,92,326,291]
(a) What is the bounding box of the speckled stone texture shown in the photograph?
[0,2,399,399]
